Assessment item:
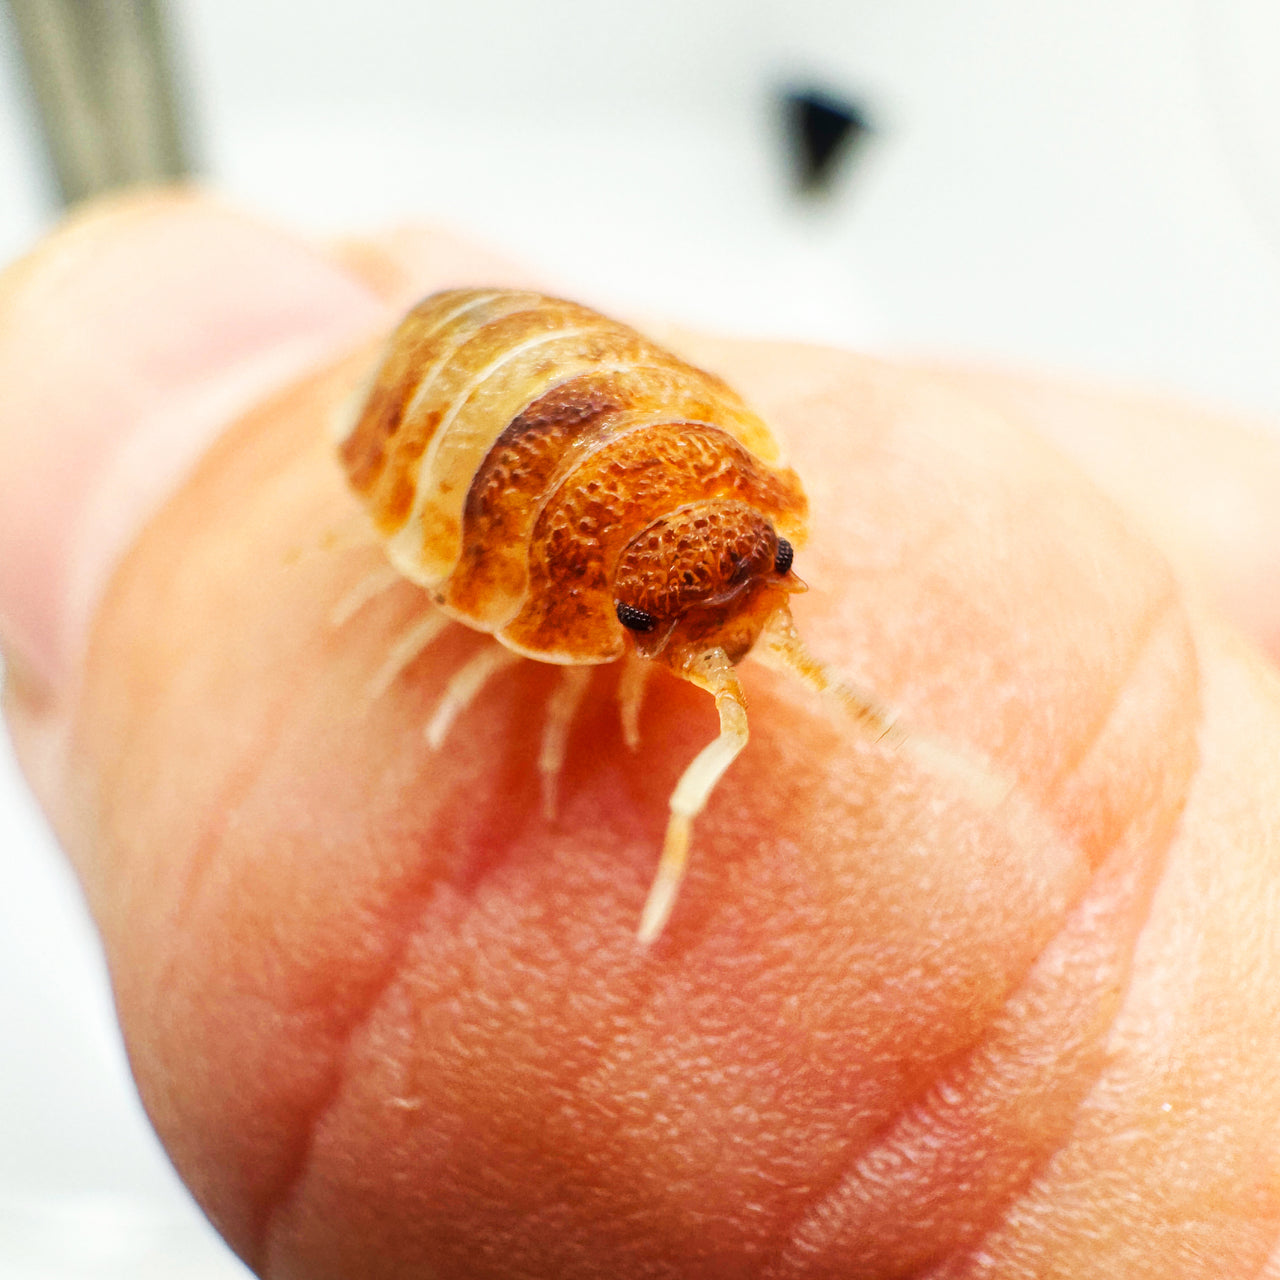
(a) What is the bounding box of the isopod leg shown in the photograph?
[426,643,521,749]
[330,561,405,627]
[638,648,747,945]
[538,666,593,819]
[366,609,452,701]
[617,650,650,752]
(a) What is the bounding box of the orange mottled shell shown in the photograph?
[337,290,809,664]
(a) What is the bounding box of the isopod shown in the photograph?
[336,289,909,942]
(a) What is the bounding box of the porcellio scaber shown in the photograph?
[335,288,906,941]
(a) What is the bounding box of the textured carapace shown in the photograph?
[336,289,809,676]
[336,289,899,942]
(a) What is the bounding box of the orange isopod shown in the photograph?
[335,289,905,941]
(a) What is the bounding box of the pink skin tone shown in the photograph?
[2,193,1280,1278]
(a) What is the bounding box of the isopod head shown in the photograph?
[613,499,806,672]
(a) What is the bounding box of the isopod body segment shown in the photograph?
[337,289,810,665]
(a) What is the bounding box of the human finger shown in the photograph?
[3,197,1279,1278]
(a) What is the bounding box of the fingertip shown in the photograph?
[0,189,388,698]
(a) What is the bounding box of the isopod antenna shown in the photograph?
[755,605,1017,816]
[756,606,905,749]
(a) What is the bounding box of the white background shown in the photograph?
[1,1,1278,1275]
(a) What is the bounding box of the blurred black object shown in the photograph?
[782,86,872,195]
[6,0,192,206]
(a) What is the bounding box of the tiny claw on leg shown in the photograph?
[617,650,650,752]
[426,644,521,750]
[538,666,593,820]
[638,649,748,945]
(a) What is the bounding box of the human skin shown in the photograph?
[2,193,1280,1279]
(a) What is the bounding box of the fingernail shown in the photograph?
[0,192,388,696]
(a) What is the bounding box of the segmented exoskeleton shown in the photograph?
[336,289,904,941]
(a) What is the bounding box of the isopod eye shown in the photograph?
[774,538,794,576]
[616,601,658,633]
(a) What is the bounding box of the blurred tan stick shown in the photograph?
[6,0,192,205]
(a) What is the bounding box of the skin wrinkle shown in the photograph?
[160,680,300,989]
[259,920,661,1278]
[912,628,1206,1280]
[778,865,1152,1274]
[261,901,649,1276]
[253,635,555,1269]
[759,594,1197,1278]
[136,632,391,1268]
[923,633,1280,1280]
[77,362,509,1265]
[140,699,302,1262]
[1037,586,1177,809]
[906,825,1178,1280]
[250,880,467,1274]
